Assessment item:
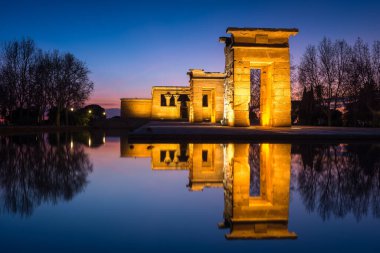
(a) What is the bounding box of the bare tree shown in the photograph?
[33,51,52,123]
[348,38,374,125]
[48,51,93,126]
[0,38,38,122]
[0,38,94,126]
[368,40,380,120]
[318,37,337,126]
[298,45,322,125]
[298,45,321,92]
[61,53,93,125]
[297,38,380,126]
[290,55,302,100]
[334,40,352,107]
[372,40,380,90]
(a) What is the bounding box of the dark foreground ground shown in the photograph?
[2,120,380,142]
[0,118,147,135]
[128,121,380,143]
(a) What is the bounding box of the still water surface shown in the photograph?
[0,132,379,253]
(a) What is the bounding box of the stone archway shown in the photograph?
[220,28,298,127]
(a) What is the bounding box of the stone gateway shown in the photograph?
[121,27,298,127]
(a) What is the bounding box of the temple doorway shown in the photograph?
[250,69,261,125]
[179,94,190,119]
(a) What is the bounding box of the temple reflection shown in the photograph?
[121,139,296,239]
[220,143,296,239]
[121,140,224,190]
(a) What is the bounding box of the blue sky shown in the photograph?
[1,0,379,108]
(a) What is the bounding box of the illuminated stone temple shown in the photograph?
[121,27,298,127]
[120,140,296,239]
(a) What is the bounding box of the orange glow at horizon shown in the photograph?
[87,97,120,109]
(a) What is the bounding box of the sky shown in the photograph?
[1,0,380,108]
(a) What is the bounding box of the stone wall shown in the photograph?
[151,86,190,120]
[120,98,152,119]
[187,69,225,123]
[222,39,235,126]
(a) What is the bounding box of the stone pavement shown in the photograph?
[128,121,380,143]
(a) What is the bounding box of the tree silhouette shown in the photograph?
[0,38,94,126]
[297,38,380,126]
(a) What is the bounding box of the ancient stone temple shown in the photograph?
[121,27,298,127]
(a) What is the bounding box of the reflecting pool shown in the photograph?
[0,132,380,252]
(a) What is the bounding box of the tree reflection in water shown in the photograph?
[0,134,93,217]
[292,143,380,221]
[248,144,260,197]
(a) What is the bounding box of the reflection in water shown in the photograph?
[121,138,380,240]
[220,143,296,239]
[0,134,94,217]
[121,139,295,239]
[120,140,224,190]
[249,144,260,196]
[292,144,380,221]
[2,133,379,242]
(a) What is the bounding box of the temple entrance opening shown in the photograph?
[179,94,190,119]
[250,69,261,125]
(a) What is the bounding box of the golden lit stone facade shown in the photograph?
[220,28,298,126]
[121,27,298,127]
[151,86,190,120]
[120,73,224,122]
[120,98,152,119]
[121,86,190,120]
[187,69,225,123]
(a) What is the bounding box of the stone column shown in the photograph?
[164,150,171,164]
[164,94,172,106]
[173,94,181,117]
[173,94,180,104]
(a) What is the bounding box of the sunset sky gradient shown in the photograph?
[1,0,380,108]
